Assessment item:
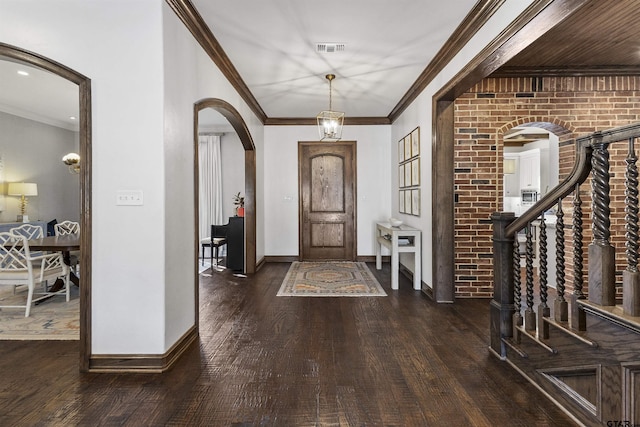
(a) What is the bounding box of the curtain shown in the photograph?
[198,135,223,256]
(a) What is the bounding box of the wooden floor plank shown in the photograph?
[0,262,576,426]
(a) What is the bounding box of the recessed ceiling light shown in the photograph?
[69,116,77,120]
[17,70,29,76]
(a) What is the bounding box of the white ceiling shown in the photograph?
[0,59,79,131]
[191,0,476,118]
[0,0,476,129]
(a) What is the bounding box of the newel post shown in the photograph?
[491,212,516,358]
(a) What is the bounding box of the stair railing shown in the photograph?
[491,122,640,358]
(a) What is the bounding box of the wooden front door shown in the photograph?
[299,141,357,261]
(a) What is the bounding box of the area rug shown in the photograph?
[277,262,386,297]
[0,285,79,340]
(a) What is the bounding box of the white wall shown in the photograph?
[1,0,168,353]
[263,125,391,257]
[162,3,264,349]
[391,0,536,288]
[0,0,266,355]
[0,111,79,224]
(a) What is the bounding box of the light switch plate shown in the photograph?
[116,190,143,206]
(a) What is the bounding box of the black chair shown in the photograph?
[47,219,58,237]
[200,224,228,267]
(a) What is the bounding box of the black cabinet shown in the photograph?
[226,216,244,271]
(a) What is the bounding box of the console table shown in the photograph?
[375,222,421,290]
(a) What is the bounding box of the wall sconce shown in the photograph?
[62,152,80,174]
[7,182,38,222]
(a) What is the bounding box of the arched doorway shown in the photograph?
[193,98,256,325]
[0,42,92,371]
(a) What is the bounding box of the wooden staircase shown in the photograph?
[491,123,640,426]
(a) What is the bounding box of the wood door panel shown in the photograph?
[299,141,356,261]
[310,155,344,212]
[310,222,345,247]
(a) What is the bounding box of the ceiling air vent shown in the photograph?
[316,43,345,53]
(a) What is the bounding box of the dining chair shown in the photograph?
[54,220,80,236]
[54,220,80,274]
[10,223,44,240]
[10,223,45,259]
[0,232,70,317]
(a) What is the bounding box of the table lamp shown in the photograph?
[8,182,38,222]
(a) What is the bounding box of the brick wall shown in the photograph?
[454,76,640,297]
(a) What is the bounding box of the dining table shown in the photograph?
[26,234,80,301]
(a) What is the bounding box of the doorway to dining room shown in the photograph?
[0,42,91,370]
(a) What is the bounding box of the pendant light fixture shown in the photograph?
[316,74,344,141]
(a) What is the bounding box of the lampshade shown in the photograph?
[8,182,37,222]
[8,182,38,197]
[316,74,344,141]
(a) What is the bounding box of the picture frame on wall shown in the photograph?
[411,158,420,186]
[404,161,412,186]
[397,126,420,216]
[404,136,412,161]
[411,189,420,216]
[411,127,420,158]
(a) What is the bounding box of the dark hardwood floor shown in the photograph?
[0,262,576,426]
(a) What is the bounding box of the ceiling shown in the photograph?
[1,0,640,131]
[0,58,79,131]
[189,0,476,119]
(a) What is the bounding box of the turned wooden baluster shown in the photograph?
[589,136,616,306]
[513,238,522,342]
[555,199,568,322]
[525,223,536,331]
[538,214,550,338]
[624,136,640,315]
[571,184,586,331]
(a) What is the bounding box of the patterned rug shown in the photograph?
[0,285,79,340]
[277,262,386,297]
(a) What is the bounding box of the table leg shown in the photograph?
[34,251,79,305]
[391,237,399,290]
[413,248,421,290]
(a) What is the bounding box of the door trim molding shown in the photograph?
[0,42,93,371]
[193,98,257,330]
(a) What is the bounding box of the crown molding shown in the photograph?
[388,0,506,122]
[264,116,391,126]
[165,0,268,123]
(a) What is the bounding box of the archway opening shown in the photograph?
[193,98,257,325]
[0,42,92,371]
